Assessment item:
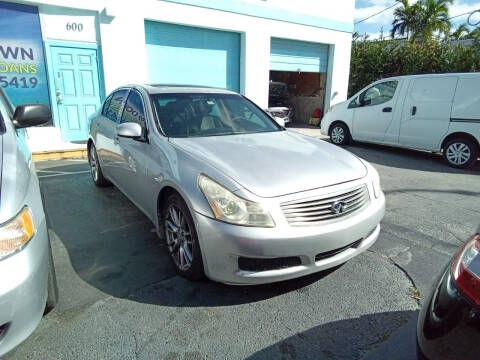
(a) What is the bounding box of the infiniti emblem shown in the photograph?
[330,201,346,214]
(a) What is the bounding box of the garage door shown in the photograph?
[145,21,240,92]
[270,38,329,73]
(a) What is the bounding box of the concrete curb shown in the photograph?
[33,149,88,161]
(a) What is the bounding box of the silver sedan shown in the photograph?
[0,89,57,356]
[88,85,385,285]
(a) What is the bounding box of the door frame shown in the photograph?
[44,40,106,130]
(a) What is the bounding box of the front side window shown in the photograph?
[105,90,128,123]
[121,91,146,126]
[361,81,398,107]
[152,93,281,138]
[348,97,359,109]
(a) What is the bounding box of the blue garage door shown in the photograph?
[145,21,240,92]
[270,38,329,73]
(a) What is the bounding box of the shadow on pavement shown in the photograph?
[40,161,341,308]
[343,142,480,174]
[245,310,419,360]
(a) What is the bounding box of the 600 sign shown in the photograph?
[66,22,83,32]
[0,76,38,88]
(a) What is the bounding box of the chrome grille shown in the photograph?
[281,185,370,226]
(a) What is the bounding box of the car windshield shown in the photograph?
[151,93,282,137]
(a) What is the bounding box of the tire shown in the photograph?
[443,138,478,169]
[88,144,111,187]
[162,193,205,280]
[44,242,58,314]
[329,122,350,146]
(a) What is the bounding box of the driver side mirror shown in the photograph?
[13,104,51,128]
[116,122,143,139]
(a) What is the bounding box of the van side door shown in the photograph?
[352,80,399,143]
[399,76,458,150]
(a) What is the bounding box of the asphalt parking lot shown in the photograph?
[6,128,480,360]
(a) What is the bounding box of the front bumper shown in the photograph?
[193,190,385,285]
[0,218,49,357]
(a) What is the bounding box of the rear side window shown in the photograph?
[101,94,113,116]
[361,81,398,107]
[104,90,128,123]
[121,91,146,126]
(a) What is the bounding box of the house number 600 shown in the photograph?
[66,22,83,32]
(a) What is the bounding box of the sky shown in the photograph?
[354,0,480,39]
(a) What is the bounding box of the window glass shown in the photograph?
[121,91,146,126]
[362,81,398,106]
[102,94,112,116]
[105,90,128,123]
[348,97,359,109]
[152,93,281,138]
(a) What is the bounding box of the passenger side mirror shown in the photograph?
[116,122,143,139]
[12,104,51,128]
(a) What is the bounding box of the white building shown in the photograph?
[0,0,354,153]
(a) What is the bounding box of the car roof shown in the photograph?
[128,84,239,95]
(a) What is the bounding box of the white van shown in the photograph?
[321,73,480,168]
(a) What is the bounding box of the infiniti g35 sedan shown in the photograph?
[88,85,385,285]
[0,88,58,356]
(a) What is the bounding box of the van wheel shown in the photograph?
[444,138,478,169]
[329,123,350,146]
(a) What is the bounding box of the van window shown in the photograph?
[348,97,360,109]
[361,81,398,107]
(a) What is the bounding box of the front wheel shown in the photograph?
[162,194,205,280]
[329,123,350,146]
[44,241,58,314]
[444,138,478,169]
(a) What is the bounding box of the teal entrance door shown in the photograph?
[50,46,102,141]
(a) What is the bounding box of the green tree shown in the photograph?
[391,0,453,41]
[451,23,470,40]
[391,0,422,40]
[420,0,452,40]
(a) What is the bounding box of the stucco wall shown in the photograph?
[33,0,353,110]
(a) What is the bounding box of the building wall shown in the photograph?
[15,0,353,146]
[95,0,353,109]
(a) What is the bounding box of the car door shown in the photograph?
[95,89,129,181]
[399,76,458,150]
[352,80,399,143]
[114,89,152,214]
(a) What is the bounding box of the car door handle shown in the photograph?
[382,107,392,113]
[411,106,417,116]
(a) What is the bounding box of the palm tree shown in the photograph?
[451,23,470,40]
[391,0,453,41]
[391,0,423,40]
[420,0,453,40]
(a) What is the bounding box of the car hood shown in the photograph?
[171,130,367,198]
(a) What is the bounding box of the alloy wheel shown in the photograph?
[89,149,98,182]
[446,142,471,166]
[331,126,345,144]
[165,204,193,271]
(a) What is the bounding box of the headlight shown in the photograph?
[370,166,382,199]
[198,175,275,227]
[0,207,35,260]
